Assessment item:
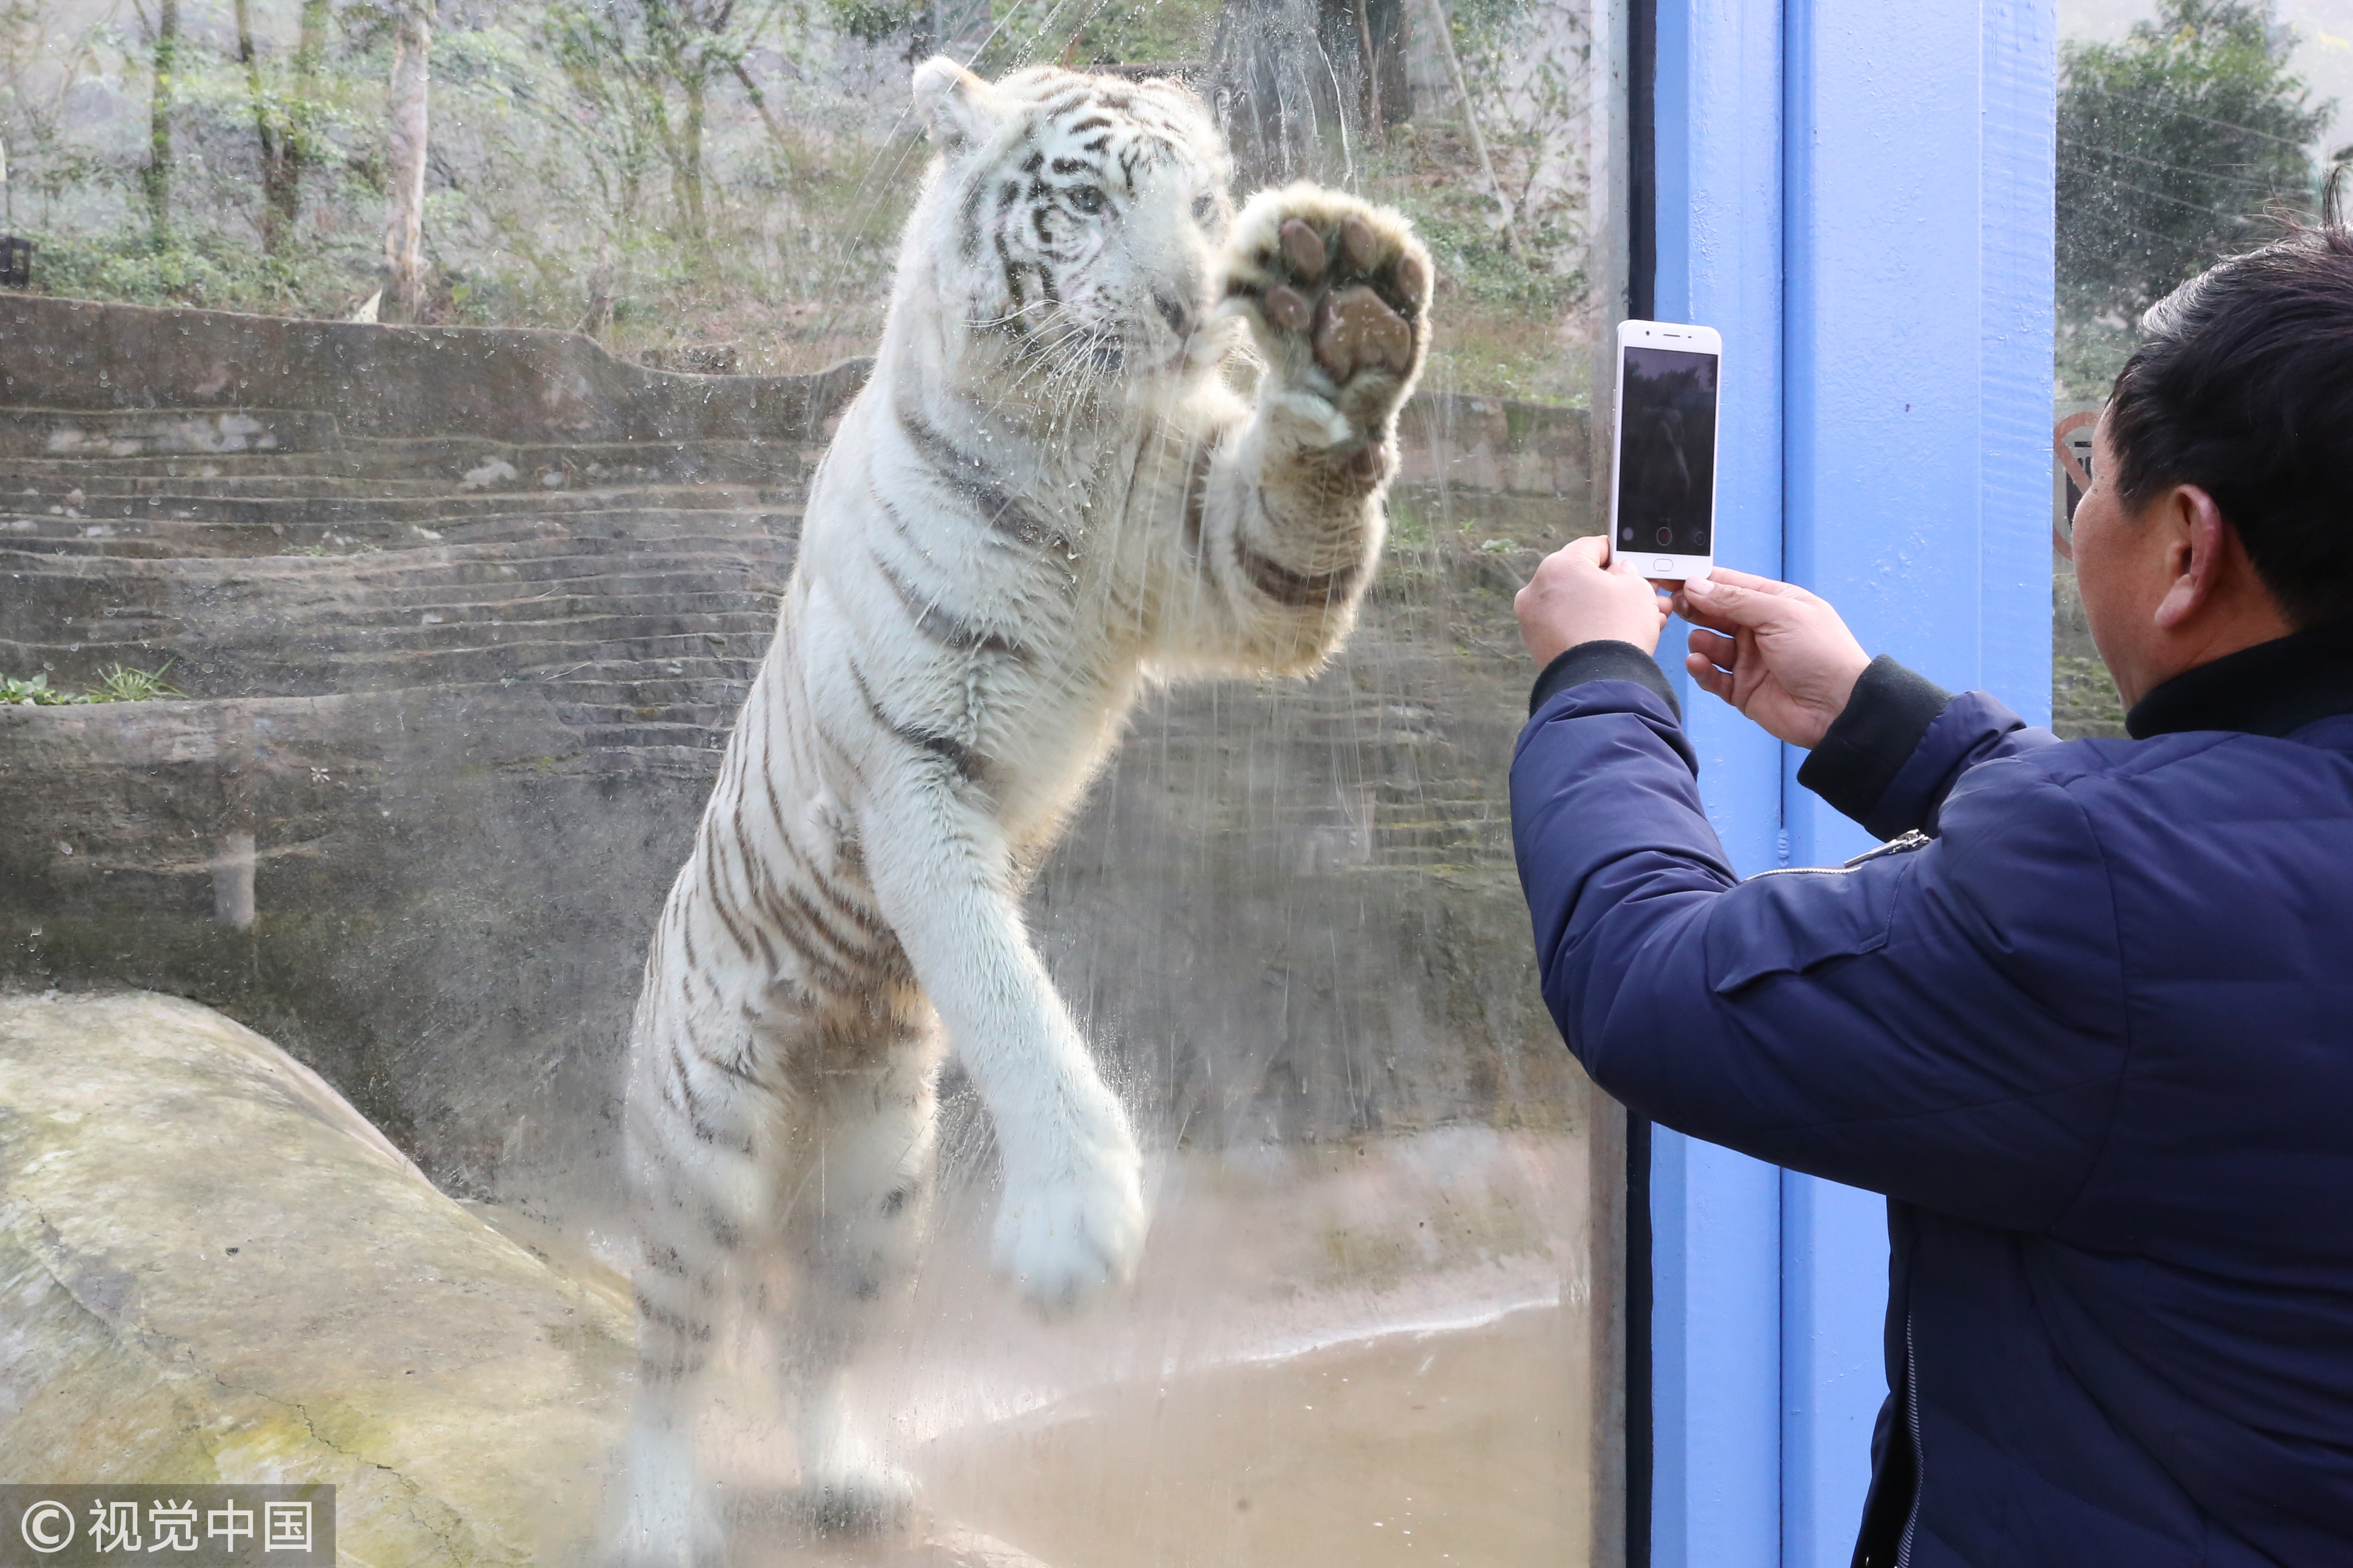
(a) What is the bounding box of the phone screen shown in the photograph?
[1617,345,1719,558]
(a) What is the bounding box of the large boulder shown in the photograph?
[0,989,630,1565]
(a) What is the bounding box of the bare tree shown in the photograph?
[287,0,332,228]
[1207,0,1405,187]
[232,0,298,253]
[384,0,432,319]
[543,0,751,249]
[1207,0,1345,187]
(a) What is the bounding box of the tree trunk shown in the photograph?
[295,0,329,81]
[233,0,298,254]
[678,69,707,242]
[1209,0,1415,186]
[1418,0,1514,251]
[284,0,330,229]
[143,0,180,245]
[383,1,432,321]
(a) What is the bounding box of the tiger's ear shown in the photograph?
[913,56,1001,155]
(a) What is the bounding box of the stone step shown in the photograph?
[0,484,784,527]
[2,473,667,502]
[246,590,782,633]
[101,605,773,657]
[0,508,802,560]
[9,603,782,667]
[0,627,777,700]
[0,547,794,620]
[534,656,768,691]
[252,572,781,614]
[2,580,779,643]
[272,633,775,695]
[0,407,344,458]
[15,516,795,555]
[544,672,766,708]
[576,719,738,751]
[0,470,809,505]
[0,432,815,485]
[3,555,785,612]
[579,741,734,777]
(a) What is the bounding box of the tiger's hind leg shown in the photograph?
[617,1034,771,1568]
[768,1022,946,1539]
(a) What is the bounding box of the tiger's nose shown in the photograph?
[1154,291,1196,337]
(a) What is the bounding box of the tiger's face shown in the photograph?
[911,59,1235,382]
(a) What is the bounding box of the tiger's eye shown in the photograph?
[1070,186,1107,215]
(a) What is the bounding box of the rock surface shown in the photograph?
[0,989,1567,1568]
[0,989,631,1565]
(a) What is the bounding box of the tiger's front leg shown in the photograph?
[1173,185,1433,672]
[853,755,1147,1312]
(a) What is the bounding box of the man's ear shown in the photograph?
[913,56,1000,155]
[2152,483,2229,632]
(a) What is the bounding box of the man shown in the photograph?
[1509,229,2353,1566]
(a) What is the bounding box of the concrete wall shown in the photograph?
[0,297,1600,1232]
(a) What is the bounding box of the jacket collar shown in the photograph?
[2126,619,2353,740]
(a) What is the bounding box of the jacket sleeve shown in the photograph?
[1796,655,2065,839]
[1511,674,2129,1228]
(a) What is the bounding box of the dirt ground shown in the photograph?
[915,1304,1581,1568]
[670,1128,1601,1568]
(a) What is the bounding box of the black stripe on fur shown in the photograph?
[895,405,1073,557]
[867,547,1035,661]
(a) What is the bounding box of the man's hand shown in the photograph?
[1515,535,1671,666]
[1672,568,1871,749]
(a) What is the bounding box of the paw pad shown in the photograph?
[1234,202,1429,385]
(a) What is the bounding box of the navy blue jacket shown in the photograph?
[1509,626,2353,1566]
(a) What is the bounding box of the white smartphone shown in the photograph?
[1609,319,1722,582]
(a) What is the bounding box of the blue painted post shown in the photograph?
[1775,1,2054,1564]
[1641,0,2055,1562]
[1645,1,1785,1564]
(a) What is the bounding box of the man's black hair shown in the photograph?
[2108,213,2353,629]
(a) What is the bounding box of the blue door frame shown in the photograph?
[1637,1,2055,1563]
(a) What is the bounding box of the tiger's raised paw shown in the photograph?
[1219,184,1433,434]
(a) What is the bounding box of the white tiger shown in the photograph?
[619,55,1432,1563]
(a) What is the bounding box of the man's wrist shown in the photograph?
[1529,640,1683,719]
[1794,655,1954,827]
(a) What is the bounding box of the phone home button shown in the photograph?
[1650,556,1677,574]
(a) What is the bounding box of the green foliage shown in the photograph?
[29,229,359,316]
[978,0,1223,71]
[2057,0,2334,396]
[0,0,1592,394]
[825,0,918,46]
[1371,123,1586,404]
[89,662,188,701]
[0,665,184,705]
[0,673,77,705]
[1439,0,1589,270]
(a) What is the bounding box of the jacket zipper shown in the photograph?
[1744,830,1935,882]
[1897,1311,1923,1567]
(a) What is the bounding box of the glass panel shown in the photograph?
[2053,0,2339,736]
[0,0,1620,1562]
